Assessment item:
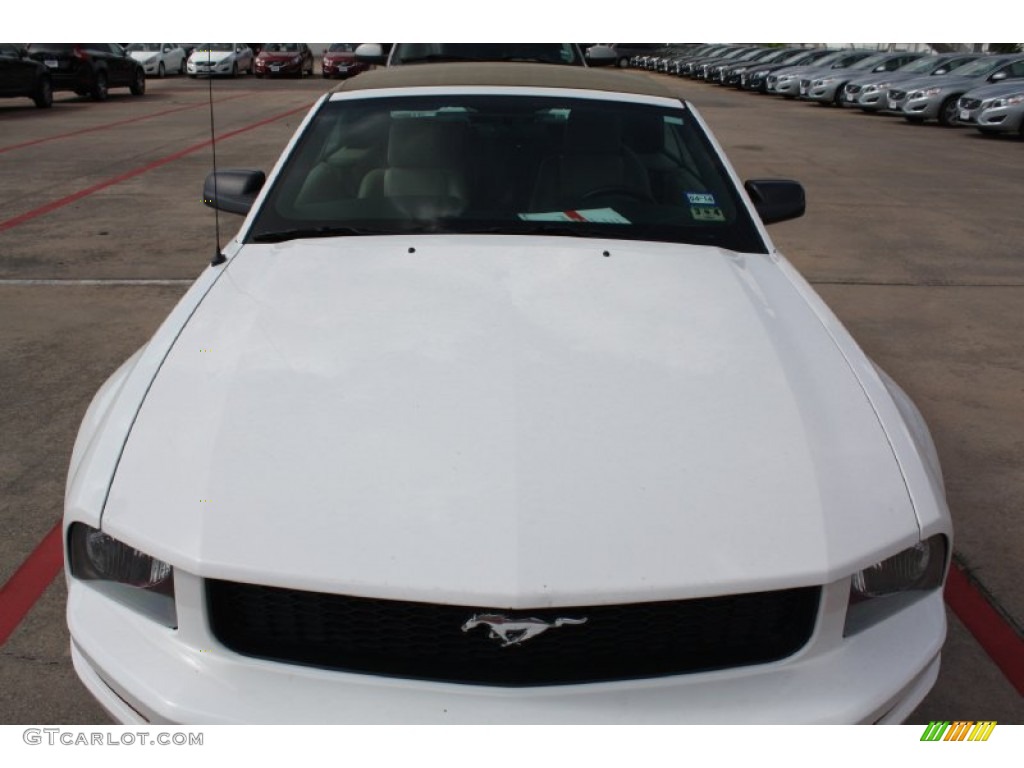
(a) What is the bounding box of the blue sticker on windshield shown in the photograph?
[686,192,716,206]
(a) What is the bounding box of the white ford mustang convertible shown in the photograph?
[64,63,951,723]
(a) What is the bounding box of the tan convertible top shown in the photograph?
[331,63,685,101]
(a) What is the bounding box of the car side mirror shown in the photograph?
[355,43,385,64]
[934,68,947,75]
[203,170,266,215]
[990,71,1007,81]
[585,45,617,67]
[744,179,805,225]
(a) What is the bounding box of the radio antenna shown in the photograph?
[208,70,226,266]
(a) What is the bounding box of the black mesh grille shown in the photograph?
[207,580,820,686]
[960,98,981,110]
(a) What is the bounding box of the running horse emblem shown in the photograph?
[461,613,588,647]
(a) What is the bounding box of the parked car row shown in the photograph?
[634,44,1024,139]
[0,43,384,109]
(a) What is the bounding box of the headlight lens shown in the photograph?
[991,94,1024,107]
[912,87,942,98]
[68,523,176,627]
[844,535,947,636]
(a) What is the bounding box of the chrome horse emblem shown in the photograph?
[461,613,588,647]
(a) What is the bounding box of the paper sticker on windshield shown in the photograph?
[518,208,630,224]
[691,206,725,222]
[686,192,716,206]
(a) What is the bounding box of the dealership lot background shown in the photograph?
[0,42,1022,722]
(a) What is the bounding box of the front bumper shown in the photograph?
[773,77,801,97]
[854,87,890,111]
[806,81,843,102]
[255,60,302,76]
[68,571,946,724]
[976,105,1023,132]
[186,60,236,76]
[901,95,942,120]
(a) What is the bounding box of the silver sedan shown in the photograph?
[958,82,1024,136]
[889,55,1024,125]
[804,52,924,106]
[841,53,982,112]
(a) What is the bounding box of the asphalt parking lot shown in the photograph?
[0,70,1021,723]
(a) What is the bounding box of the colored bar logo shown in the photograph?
[920,721,997,741]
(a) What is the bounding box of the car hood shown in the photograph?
[898,74,994,92]
[129,52,157,62]
[962,81,1024,100]
[847,71,923,87]
[103,237,917,607]
[190,50,236,64]
[260,52,300,62]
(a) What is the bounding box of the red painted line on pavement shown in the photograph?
[0,93,252,155]
[944,563,1024,695]
[0,102,309,234]
[0,521,63,646]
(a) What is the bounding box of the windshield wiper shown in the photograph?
[250,226,387,243]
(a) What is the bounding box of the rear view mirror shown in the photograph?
[203,170,266,215]
[355,43,385,65]
[744,179,805,225]
[586,45,617,67]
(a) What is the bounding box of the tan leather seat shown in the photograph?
[359,120,469,206]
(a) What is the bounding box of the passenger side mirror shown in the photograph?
[990,71,1007,81]
[934,68,948,75]
[355,43,385,65]
[744,179,805,225]
[586,45,617,67]
[203,170,266,215]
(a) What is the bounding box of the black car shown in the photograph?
[0,43,52,107]
[25,43,145,101]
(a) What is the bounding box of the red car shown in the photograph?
[321,43,370,79]
[254,43,313,78]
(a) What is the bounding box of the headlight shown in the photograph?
[68,523,176,627]
[815,77,836,85]
[912,87,942,99]
[753,69,768,77]
[292,55,302,64]
[844,535,947,636]
[991,94,1024,107]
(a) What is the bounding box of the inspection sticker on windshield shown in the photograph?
[686,192,717,206]
[518,208,630,224]
[691,206,725,222]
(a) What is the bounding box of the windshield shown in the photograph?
[247,94,765,254]
[262,43,300,53]
[850,53,890,71]
[897,55,941,74]
[391,43,582,66]
[328,43,355,53]
[127,43,162,52]
[950,58,1010,77]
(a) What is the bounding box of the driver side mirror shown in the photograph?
[355,43,385,64]
[744,179,805,225]
[585,45,617,67]
[203,169,266,215]
[990,71,1008,81]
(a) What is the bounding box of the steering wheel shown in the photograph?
[580,185,654,203]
